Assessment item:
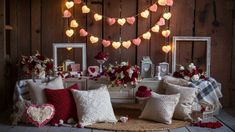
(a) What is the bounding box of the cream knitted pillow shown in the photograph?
[139,92,180,124]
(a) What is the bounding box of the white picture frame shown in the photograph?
[159,62,169,77]
[53,43,87,72]
[172,36,211,76]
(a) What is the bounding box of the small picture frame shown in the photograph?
[159,62,169,77]
[141,56,154,78]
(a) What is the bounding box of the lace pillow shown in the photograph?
[27,76,64,104]
[164,81,198,120]
[139,92,180,124]
[71,86,117,127]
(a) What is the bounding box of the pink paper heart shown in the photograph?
[102,40,111,47]
[126,17,136,25]
[26,104,55,127]
[132,38,141,46]
[79,29,88,36]
[63,10,71,18]
[166,0,173,6]
[157,18,165,26]
[74,0,81,4]
[107,18,116,26]
[149,4,158,12]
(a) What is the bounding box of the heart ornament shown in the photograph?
[88,66,99,76]
[102,40,111,47]
[126,17,135,25]
[107,18,116,25]
[162,30,171,37]
[65,1,74,9]
[74,0,81,4]
[117,18,126,26]
[63,10,71,18]
[122,41,131,49]
[162,45,171,53]
[66,29,74,37]
[94,13,102,21]
[90,36,99,44]
[157,18,165,26]
[112,42,121,49]
[151,25,160,32]
[26,104,55,127]
[158,0,167,6]
[142,32,151,40]
[163,12,172,20]
[82,5,90,13]
[141,10,150,18]
[132,38,141,46]
[166,0,174,6]
[70,20,79,28]
[149,4,158,12]
[79,29,88,36]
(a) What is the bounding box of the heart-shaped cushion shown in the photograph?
[26,104,55,127]
[88,66,99,77]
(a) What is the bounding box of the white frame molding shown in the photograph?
[172,36,211,76]
[53,43,87,72]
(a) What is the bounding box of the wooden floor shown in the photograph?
[0,110,235,132]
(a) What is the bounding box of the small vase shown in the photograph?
[96,59,106,73]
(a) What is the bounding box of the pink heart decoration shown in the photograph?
[107,18,116,26]
[149,4,158,12]
[26,104,55,127]
[132,38,141,46]
[126,17,135,25]
[74,0,81,4]
[157,18,165,26]
[79,29,88,36]
[88,66,99,76]
[102,40,111,47]
[166,0,173,6]
[63,10,71,18]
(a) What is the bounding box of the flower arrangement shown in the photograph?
[19,51,53,78]
[173,63,206,81]
[135,86,152,98]
[104,62,140,87]
[94,51,109,61]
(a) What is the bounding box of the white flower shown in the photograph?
[180,66,185,70]
[120,71,125,79]
[120,62,128,66]
[184,76,190,81]
[127,68,134,78]
[191,74,200,81]
[188,63,196,72]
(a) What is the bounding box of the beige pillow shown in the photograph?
[139,92,180,124]
[164,80,198,120]
[27,76,64,104]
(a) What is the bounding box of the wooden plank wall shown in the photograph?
[2,0,234,109]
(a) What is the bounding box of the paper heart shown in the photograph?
[166,0,174,6]
[117,18,126,26]
[70,20,79,28]
[74,0,81,4]
[122,41,131,49]
[90,36,99,44]
[126,17,135,25]
[102,40,111,47]
[140,10,150,18]
[88,66,99,76]
[142,32,151,40]
[151,25,160,32]
[26,104,55,127]
[67,47,73,51]
[82,5,90,13]
[132,38,141,46]
[163,12,172,20]
[94,13,102,21]
[79,29,88,36]
[65,1,74,9]
[66,29,74,37]
[112,42,121,49]
[157,18,165,26]
[63,10,71,18]
[158,0,167,6]
[107,18,116,26]
[162,45,171,53]
[162,30,171,37]
[149,4,158,12]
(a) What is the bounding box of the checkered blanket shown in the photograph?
[188,77,223,110]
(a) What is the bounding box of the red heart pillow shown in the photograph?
[44,84,79,125]
[26,104,55,127]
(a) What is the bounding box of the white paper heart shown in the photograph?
[162,30,171,37]
[65,1,74,9]
[142,32,151,40]
[70,20,79,28]
[140,10,150,18]
[66,29,74,37]
[162,45,171,53]
[117,18,126,26]
[94,13,102,21]
[163,12,172,20]
[90,36,99,43]
[112,41,121,49]
[82,5,90,13]
[122,41,131,49]
[151,25,160,32]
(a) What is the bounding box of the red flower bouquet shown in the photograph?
[135,86,152,98]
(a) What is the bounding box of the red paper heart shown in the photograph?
[126,17,135,25]
[74,0,81,4]
[102,40,111,47]
[157,18,165,26]
[132,38,141,46]
[149,4,158,12]
[107,18,116,26]
[90,68,96,73]
[79,29,88,36]
[88,66,99,76]
[63,10,71,18]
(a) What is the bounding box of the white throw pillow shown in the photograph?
[164,81,198,120]
[27,76,64,104]
[71,86,117,127]
[139,92,180,124]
